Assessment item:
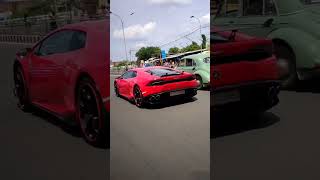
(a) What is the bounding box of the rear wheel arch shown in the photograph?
[74,73,98,99]
[272,39,296,58]
[272,38,298,88]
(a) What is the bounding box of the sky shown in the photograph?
[110,0,210,62]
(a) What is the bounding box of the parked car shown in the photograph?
[114,66,199,107]
[13,20,110,148]
[213,0,320,88]
[176,51,210,89]
[211,29,280,114]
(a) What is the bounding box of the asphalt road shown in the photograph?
[0,43,109,180]
[212,87,320,180]
[110,76,210,180]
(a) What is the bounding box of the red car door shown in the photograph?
[30,30,74,107]
[118,71,136,98]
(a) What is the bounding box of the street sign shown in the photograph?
[161,50,166,60]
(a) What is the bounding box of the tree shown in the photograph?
[135,46,161,62]
[201,34,207,49]
[180,41,201,53]
[168,47,180,54]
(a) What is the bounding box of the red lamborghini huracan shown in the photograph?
[211,29,280,113]
[114,66,199,107]
[13,20,110,148]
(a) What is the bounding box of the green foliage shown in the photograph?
[180,41,201,53]
[168,47,180,54]
[135,46,161,61]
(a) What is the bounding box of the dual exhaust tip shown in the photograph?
[268,85,280,99]
[149,94,161,102]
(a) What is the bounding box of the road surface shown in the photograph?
[212,87,320,180]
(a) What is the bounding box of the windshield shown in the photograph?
[301,0,320,4]
[146,68,181,77]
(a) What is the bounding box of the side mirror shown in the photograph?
[263,18,274,28]
[16,47,32,57]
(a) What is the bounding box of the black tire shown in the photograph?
[114,82,120,97]
[76,77,108,148]
[274,43,297,89]
[14,66,32,112]
[196,75,203,89]
[133,85,144,108]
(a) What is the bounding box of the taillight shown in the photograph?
[148,80,164,86]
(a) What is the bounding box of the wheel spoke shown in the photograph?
[78,84,101,141]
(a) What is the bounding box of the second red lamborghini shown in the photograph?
[114,66,199,107]
[13,20,109,148]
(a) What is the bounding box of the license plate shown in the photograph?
[170,90,185,96]
[214,90,240,105]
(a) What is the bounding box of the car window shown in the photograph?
[243,0,263,16]
[265,0,277,15]
[186,58,193,67]
[33,43,41,55]
[122,72,131,79]
[193,60,197,66]
[70,31,87,51]
[146,68,181,77]
[122,71,136,79]
[179,59,186,66]
[131,71,137,78]
[217,0,240,17]
[38,30,74,56]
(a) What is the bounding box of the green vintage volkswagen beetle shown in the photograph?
[213,0,320,88]
[176,51,210,89]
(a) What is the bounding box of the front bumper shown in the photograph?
[211,80,281,111]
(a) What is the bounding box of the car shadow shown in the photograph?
[293,80,320,93]
[145,97,198,109]
[117,94,198,109]
[30,107,82,138]
[211,110,280,139]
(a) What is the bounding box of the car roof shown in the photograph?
[131,66,172,72]
[182,51,209,60]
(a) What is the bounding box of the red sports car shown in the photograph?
[211,29,280,113]
[114,66,199,107]
[13,20,109,148]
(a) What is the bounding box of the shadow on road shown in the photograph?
[211,110,280,138]
[292,80,320,93]
[30,107,82,138]
[144,97,198,109]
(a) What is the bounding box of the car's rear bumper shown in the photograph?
[144,88,197,105]
[211,80,281,111]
